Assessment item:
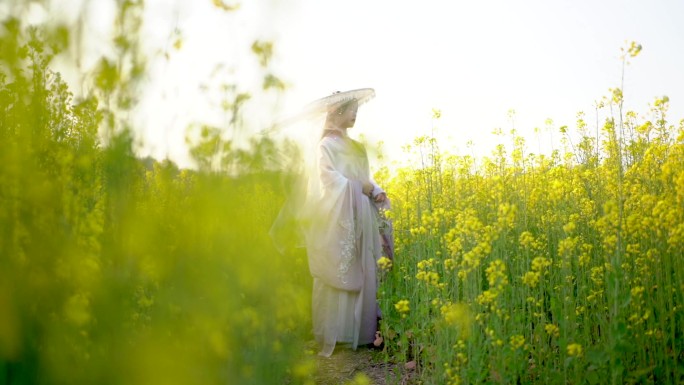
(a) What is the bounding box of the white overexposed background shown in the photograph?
[13,0,684,169]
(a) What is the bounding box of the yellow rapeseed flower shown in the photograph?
[630,286,645,298]
[567,343,583,357]
[562,220,577,235]
[345,373,371,385]
[509,334,525,350]
[519,231,535,249]
[440,303,472,338]
[531,256,552,272]
[417,258,435,270]
[395,299,410,317]
[377,256,392,271]
[485,259,508,287]
[544,323,560,338]
[522,271,540,288]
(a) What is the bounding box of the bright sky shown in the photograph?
[25,0,684,169]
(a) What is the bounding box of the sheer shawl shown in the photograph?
[304,135,371,291]
[270,130,392,279]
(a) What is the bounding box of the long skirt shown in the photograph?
[312,256,378,357]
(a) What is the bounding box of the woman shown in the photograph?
[304,95,387,357]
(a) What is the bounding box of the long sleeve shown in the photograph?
[304,138,364,291]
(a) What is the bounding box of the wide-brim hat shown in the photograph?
[277,88,375,127]
[305,88,376,113]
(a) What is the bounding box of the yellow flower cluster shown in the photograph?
[440,303,472,338]
[558,236,578,258]
[485,259,509,287]
[578,242,593,267]
[567,343,583,357]
[531,256,552,272]
[394,299,410,318]
[377,256,393,271]
[416,258,442,287]
[421,208,446,231]
[495,203,517,231]
[562,215,578,235]
[521,256,551,288]
[373,88,684,383]
[441,209,494,278]
[590,266,604,287]
[509,334,525,350]
[443,363,462,385]
[345,373,371,385]
[518,231,536,249]
[544,323,560,338]
[417,258,435,270]
[476,259,508,316]
[416,270,440,286]
[443,339,468,385]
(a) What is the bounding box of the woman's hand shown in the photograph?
[362,181,387,203]
[362,182,374,197]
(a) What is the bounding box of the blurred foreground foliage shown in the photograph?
[0,4,312,385]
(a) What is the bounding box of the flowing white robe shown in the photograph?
[304,134,383,357]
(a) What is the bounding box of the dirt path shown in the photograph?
[311,344,415,385]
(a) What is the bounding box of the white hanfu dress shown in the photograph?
[304,133,383,357]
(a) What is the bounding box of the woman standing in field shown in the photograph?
[302,89,388,357]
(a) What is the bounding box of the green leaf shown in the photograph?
[263,74,285,91]
[94,58,119,94]
[251,40,273,67]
